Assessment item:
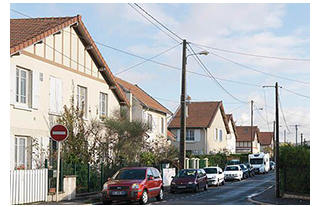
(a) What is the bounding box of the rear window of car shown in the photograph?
[204,168,217,174]
[113,169,146,180]
[225,166,239,171]
[176,170,197,178]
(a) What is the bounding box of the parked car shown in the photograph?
[239,164,249,179]
[170,169,208,193]
[227,159,240,165]
[203,167,225,187]
[224,165,243,181]
[244,163,255,177]
[270,161,275,171]
[101,167,163,205]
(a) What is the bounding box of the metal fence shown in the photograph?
[10,169,48,204]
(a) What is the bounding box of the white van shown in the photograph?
[248,153,270,174]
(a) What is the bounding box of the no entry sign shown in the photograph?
[50,124,69,142]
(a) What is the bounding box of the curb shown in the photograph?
[247,184,275,205]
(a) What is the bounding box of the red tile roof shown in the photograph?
[115,77,172,115]
[167,130,177,141]
[259,132,273,146]
[168,101,230,133]
[226,114,238,139]
[10,15,129,106]
[236,126,260,142]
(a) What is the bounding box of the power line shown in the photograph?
[115,42,181,75]
[228,102,250,113]
[281,88,310,99]
[278,93,292,133]
[262,88,271,132]
[254,103,271,132]
[191,43,310,85]
[191,42,310,62]
[132,3,183,41]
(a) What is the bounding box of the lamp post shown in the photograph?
[179,39,208,169]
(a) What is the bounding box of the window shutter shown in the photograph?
[56,79,63,113]
[195,129,201,142]
[32,71,39,109]
[49,77,56,113]
[10,63,16,105]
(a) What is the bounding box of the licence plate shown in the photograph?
[177,186,186,189]
[112,191,125,195]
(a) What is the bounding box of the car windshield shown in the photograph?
[250,158,263,165]
[112,169,146,180]
[225,166,239,171]
[204,168,217,174]
[176,170,197,178]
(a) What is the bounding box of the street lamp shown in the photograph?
[179,41,209,169]
[251,100,263,154]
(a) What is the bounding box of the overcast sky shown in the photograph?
[10,3,310,143]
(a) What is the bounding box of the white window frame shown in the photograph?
[77,85,87,118]
[215,128,219,141]
[14,136,29,169]
[219,129,223,142]
[186,129,195,141]
[161,117,164,134]
[49,76,63,115]
[15,67,29,107]
[99,92,108,120]
[147,114,153,131]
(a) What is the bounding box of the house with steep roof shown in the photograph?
[226,114,238,154]
[116,77,172,144]
[235,126,261,154]
[259,132,274,156]
[168,101,230,155]
[10,15,129,170]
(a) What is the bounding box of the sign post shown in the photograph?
[50,124,69,202]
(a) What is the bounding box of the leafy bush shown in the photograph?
[279,144,310,195]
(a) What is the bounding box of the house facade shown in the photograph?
[168,101,230,155]
[235,126,260,154]
[10,16,129,170]
[116,77,172,144]
[226,114,238,154]
[259,132,274,157]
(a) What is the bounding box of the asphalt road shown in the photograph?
[107,171,275,205]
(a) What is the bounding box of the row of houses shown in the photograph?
[10,15,273,171]
[167,102,274,156]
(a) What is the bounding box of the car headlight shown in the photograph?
[131,183,140,189]
[171,181,176,185]
[103,183,108,190]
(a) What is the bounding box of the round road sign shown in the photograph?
[50,124,69,142]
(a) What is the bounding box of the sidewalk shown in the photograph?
[249,185,310,205]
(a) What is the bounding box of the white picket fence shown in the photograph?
[10,169,48,204]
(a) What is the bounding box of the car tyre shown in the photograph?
[222,180,225,185]
[194,184,199,193]
[139,190,148,205]
[156,188,164,201]
[102,200,112,205]
[216,179,220,187]
[204,183,208,191]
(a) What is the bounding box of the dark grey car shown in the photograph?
[239,164,249,179]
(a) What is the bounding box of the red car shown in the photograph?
[170,169,208,193]
[101,167,163,204]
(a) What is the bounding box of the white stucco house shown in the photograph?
[115,77,172,145]
[10,15,129,170]
[225,114,238,154]
[168,101,231,155]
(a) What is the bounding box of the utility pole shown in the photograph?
[179,39,187,170]
[251,100,254,154]
[301,133,303,145]
[284,130,286,143]
[290,125,300,146]
[275,82,280,198]
[273,121,276,158]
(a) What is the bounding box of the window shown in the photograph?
[147,168,153,180]
[215,128,218,141]
[151,168,161,179]
[14,136,30,169]
[77,85,87,117]
[248,142,251,147]
[50,77,63,114]
[244,142,247,147]
[186,129,195,141]
[99,92,108,120]
[16,68,29,105]
[240,142,244,147]
[236,142,239,147]
[219,129,223,142]
[161,117,164,134]
[147,114,153,131]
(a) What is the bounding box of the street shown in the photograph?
[99,171,274,205]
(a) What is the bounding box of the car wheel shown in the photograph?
[204,183,208,191]
[222,180,225,185]
[194,184,199,193]
[156,188,164,201]
[216,179,220,187]
[139,190,148,205]
[102,200,112,205]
